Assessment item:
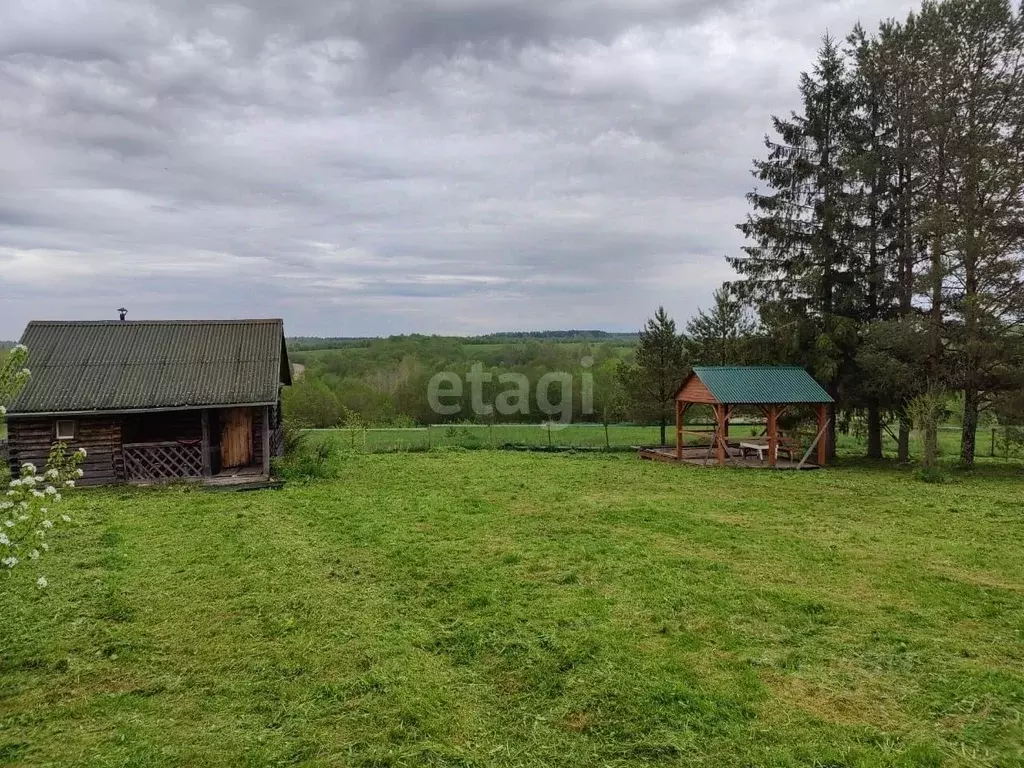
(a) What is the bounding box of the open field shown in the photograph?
[2,452,1023,766]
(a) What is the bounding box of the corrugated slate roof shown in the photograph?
[689,366,833,404]
[8,320,290,416]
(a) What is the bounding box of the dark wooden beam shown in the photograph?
[767,405,778,468]
[262,406,272,477]
[201,410,212,478]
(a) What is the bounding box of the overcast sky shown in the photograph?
[0,0,919,339]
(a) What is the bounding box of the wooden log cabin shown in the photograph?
[5,319,291,487]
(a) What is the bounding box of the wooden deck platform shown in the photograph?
[204,466,283,491]
[637,446,822,470]
[129,465,284,490]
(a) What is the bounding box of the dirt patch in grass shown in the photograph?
[762,670,902,730]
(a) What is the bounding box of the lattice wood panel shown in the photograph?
[124,442,203,482]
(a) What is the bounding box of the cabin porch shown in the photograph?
[121,406,278,486]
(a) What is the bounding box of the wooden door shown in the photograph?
[220,408,253,468]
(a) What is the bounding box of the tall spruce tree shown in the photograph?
[730,36,858,456]
[617,307,688,446]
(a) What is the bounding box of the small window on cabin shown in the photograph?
[55,420,76,441]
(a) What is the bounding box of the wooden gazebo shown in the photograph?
[666,366,834,469]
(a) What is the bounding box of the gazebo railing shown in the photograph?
[123,441,203,483]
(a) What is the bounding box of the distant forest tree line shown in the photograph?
[285,334,635,429]
[288,331,637,352]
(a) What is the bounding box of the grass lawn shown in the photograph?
[1,453,1023,766]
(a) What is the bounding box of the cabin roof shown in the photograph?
[679,366,833,405]
[7,319,291,416]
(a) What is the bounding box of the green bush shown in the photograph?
[915,466,948,484]
[273,422,339,480]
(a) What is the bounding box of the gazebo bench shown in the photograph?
[739,441,770,461]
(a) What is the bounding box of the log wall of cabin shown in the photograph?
[8,405,283,485]
[7,417,124,487]
[249,405,285,469]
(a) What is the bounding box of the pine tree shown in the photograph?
[684,287,758,366]
[846,24,896,458]
[845,17,935,461]
[934,0,1024,466]
[872,15,930,462]
[912,0,964,434]
[733,0,1024,468]
[617,307,688,446]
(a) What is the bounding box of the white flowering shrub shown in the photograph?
[1,443,85,589]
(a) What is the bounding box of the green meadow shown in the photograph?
[2,452,1023,766]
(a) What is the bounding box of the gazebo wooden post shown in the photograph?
[675,400,684,460]
[715,405,727,467]
[817,404,828,467]
[767,405,779,468]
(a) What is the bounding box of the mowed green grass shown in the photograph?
[2,453,1023,767]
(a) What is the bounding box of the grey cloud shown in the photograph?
[0,0,920,338]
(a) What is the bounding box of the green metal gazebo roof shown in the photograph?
[689,366,833,405]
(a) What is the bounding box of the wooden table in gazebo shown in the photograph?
[638,366,835,470]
